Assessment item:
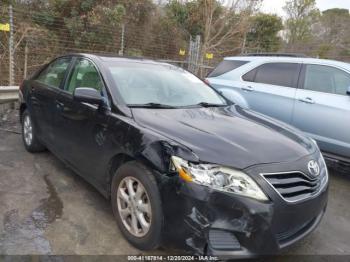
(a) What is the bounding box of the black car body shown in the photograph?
[19,54,328,258]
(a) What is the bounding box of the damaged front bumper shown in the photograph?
[160,170,328,258]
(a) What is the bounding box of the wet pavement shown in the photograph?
[1,109,350,257]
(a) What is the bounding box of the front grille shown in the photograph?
[262,172,322,202]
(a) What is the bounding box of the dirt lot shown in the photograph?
[1,109,350,258]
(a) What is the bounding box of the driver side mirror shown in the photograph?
[73,87,103,105]
[347,86,350,96]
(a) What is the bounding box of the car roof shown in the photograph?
[61,53,169,66]
[224,56,350,68]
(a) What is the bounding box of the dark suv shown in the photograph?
[19,54,328,257]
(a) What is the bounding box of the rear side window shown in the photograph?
[243,63,300,88]
[208,60,248,77]
[36,57,71,88]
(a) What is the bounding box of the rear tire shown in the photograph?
[111,161,163,250]
[21,109,45,152]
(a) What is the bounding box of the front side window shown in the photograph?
[304,64,350,96]
[243,63,300,88]
[106,63,227,107]
[66,58,104,94]
[36,57,71,88]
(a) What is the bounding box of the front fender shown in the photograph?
[125,122,199,173]
[219,88,249,109]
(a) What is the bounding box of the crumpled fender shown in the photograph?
[125,123,199,173]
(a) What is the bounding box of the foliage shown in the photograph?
[246,13,283,52]
[310,8,350,58]
[1,0,350,85]
[284,0,320,44]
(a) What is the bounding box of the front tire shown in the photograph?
[21,110,45,152]
[111,161,163,250]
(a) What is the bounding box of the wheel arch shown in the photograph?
[106,153,160,199]
[19,103,27,123]
[219,88,250,109]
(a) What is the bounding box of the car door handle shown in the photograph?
[55,101,73,113]
[55,101,64,109]
[241,86,254,92]
[298,97,315,104]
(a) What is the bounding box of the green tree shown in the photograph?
[315,8,350,58]
[30,0,156,53]
[284,0,319,45]
[246,14,283,52]
[165,0,260,75]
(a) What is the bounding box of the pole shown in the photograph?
[194,35,201,75]
[9,4,14,85]
[188,35,193,72]
[24,41,28,79]
[119,23,125,56]
[241,32,246,54]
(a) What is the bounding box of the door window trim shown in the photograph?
[241,62,302,89]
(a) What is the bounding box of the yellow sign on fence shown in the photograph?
[179,49,186,56]
[0,23,10,32]
[206,53,214,59]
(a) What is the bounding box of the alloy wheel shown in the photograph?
[23,114,33,146]
[117,176,152,237]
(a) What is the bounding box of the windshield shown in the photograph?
[107,63,227,107]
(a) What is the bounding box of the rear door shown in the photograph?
[292,64,350,158]
[239,62,301,123]
[30,57,72,146]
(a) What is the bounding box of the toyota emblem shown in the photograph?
[308,160,320,177]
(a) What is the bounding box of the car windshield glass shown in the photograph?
[106,63,227,107]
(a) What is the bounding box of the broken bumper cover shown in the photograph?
[161,176,328,258]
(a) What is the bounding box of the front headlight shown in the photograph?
[318,153,329,186]
[310,138,318,146]
[171,156,268,201]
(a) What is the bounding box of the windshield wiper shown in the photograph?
[195,102,227,108]
[127,102,177,109]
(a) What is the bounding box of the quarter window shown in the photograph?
[208,60,248,77]
[303,64,350,96]
[243,63,300,88]
[36,57,71,88]
[242,68,257,82]
[66,58,104,94]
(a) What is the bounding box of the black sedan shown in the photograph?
[19,54,328,257]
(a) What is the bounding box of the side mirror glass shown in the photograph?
[73,87,103,105]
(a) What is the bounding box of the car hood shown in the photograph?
[131,105,316,169]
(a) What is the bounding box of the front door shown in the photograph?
[53,57,112,188]
[292,64,350,158]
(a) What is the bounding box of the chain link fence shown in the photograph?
[4,4,349,87]
[0,5,220,86]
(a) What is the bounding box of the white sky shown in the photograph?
[261,0,350,17]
